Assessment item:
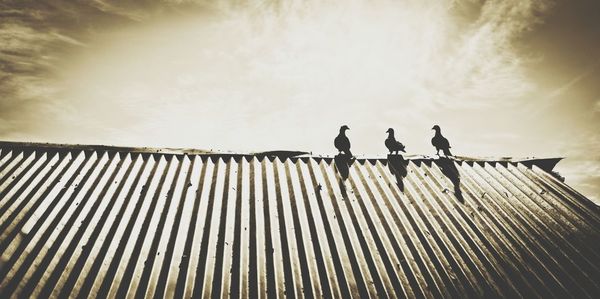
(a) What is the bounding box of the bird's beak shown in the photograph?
[431,127,434,130]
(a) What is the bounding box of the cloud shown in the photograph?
[2,0,598,201]
[0,0,559,146]
[556,132,600,203]
[0,0,188,137]
[438,0,553,106]
[545,60,600,104]
[0,21,67,134]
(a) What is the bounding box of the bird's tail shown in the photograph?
[443,148,452,156]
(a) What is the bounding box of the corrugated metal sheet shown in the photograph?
[0,143,598,298]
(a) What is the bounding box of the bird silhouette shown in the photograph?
[431,125,452,156]
[334,125,352,156]
[385,128,406,154]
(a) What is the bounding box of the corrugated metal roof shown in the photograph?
[0,142,598,298]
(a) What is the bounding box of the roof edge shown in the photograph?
[0,140,562,171]
[516,157,563,173]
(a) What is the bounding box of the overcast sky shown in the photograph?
[1,0,599,202]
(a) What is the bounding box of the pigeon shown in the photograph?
[385,128,406,154]
[431,125,452,156]
[334,125,352,156]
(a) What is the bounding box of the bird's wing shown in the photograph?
[442,136,450,148]
[336,136,350,151]
[343,136,351,150]
[396,141,406,151]
[334,135,342,150]
[385,138,393,150]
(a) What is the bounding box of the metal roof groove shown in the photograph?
[0,143,598,298]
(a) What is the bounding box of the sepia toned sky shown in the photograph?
[1,0,599,202]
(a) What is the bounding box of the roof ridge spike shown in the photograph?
[366,158,379,165]
[0,141,565,167]
[518,157,563,172]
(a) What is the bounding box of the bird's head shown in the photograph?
[340,125,350,132]
[432,125,441,131]
[386,128,394,134]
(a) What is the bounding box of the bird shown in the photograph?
[385,128,406,154]
[334,125,352,156]
[431,125,452,156]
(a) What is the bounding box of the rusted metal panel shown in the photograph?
[0,144,598,298]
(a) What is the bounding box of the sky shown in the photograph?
[0,0,599,202]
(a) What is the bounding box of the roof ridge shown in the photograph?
[0,140,562,171]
